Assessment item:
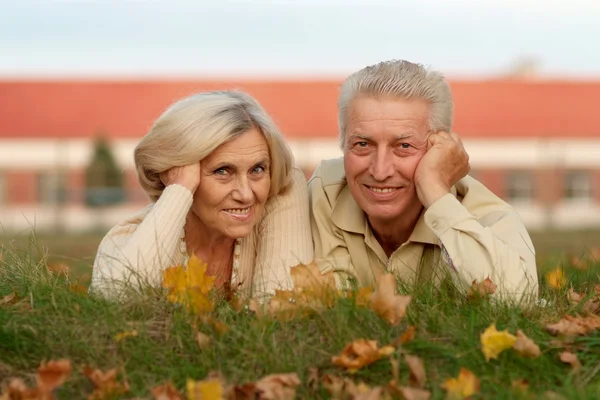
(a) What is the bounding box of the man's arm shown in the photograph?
[424,193,538,302]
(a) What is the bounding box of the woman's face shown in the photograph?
[192,127,271,239]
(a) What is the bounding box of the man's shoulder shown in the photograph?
[308,157,347,187]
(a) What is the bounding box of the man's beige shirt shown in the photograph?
[308,158,539,302]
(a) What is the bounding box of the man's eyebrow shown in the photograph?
[393,134,414,141]
[348,133,372,141]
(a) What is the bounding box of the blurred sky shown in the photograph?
[0,0,598,78]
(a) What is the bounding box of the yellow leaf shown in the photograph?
[441,368,480,400]
[480,324,517,361]
[186,378,224,400]
[162,255,215,314]
[290,261,338,307]
[114,330,138,342]
[545,268,566,289]
[187,255,216,294]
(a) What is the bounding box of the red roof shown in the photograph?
[1,79,599,139]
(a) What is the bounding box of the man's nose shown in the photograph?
[369,148,394,181]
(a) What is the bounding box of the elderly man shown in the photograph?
[308,59,538,302]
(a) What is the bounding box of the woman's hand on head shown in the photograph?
[160,163,201,194]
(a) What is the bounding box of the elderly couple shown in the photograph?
[90,59,539,304]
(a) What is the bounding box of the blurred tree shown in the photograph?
[84,134,126,207]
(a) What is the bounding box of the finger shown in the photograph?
[449,131,462,143]
[437,130,451,139]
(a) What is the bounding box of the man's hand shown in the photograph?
[160,163,200,194]
[414,131,470,208]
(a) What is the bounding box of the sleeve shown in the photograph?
[308,174,356,289]
[252,168,314,296]
[424,193,539,303]
[90,184,193,297]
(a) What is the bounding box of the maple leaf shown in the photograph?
[151,381,183,400]
[47,263,69,276]
[186,378,224,400]
[441,368,480,400]
[371,274,412,326]
[196,332,211,350]
[546,314,600,336]
[83,367,129,400]
[1,290,17,306]
[404,354,426,388]
[254,373,301,400]
[467,277,497,299]
[321,375,378,400]
[392,325,416,347]
[545,268,566,289]
[559,351,582,371]
[332,339,395,373]
[162,255,215,314]
[480,324,517,361]
[1,378,39,400]
[37,359,72,392]
[290,262,337,307]
[512,330,541,358]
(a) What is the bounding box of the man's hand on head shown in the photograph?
[414,131,470,208]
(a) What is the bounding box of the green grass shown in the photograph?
[1,234,600,399]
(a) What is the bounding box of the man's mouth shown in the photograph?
[366,186,399,193]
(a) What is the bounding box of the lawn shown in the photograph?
[0,231,599,399]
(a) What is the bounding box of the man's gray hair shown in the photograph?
[338,59,453,146]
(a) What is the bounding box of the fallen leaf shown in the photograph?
[47,263,69,275]
[396,386,431,400]
[162,255,215,314]
[393,326,416,346]
[559,351,582,371]
[2,378,39,400]
[83,367,129,400]
[354,386,384,400]
[196,332,211,350]
[441,368,480,400]
[186,378,224,400]
[69,284,88,295]
[321,374,346,399]
[254,373,301,400]
[467,277,497,299]
[545,268,566,289]
[512,330,541,358]
[371,274,412,326]
[306,367,319,392]
[332,339,395,373]
[1,290,17,306]
[480,324,517,361]
[511,379,529,393]
[546,314,600,336]
[114,330,138,342]
[567,288,600,314]
[151,381,183,400]
[354,286,374,307]
[37,359,72,392]
[404,354,426,388]
[290,262,337,307]
[567,288,584,305]
[543,391,567,400]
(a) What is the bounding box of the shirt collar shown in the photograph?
[331,182,439,245]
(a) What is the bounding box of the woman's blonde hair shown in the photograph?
[134,90,294,202]
[338,59,453,147]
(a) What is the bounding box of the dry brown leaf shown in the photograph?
[404,355,426,388]
[332,339,395,373]
[37,359,72,392]
[306,367,319,392]
[371,274,412,326]
[83,367,129,400]
[254,373,301,400]
[396,386,431,400]
[354,386,384,400]
[512,330,541,358]
[567,288,584,305]
[567,288,600,314]
[441,368,480,400]
[69,284,88,295]
[546,314,600,336]
[228,383,258,400]
[196,332,210,350]
[1,290,17,306]
[393,326,416,347]
[151,381,183,400]
[511,379,529,393]
[467,277,497,299]
[559,351,582,371]
[47,263,69,276]
[290,262,337,307]
[2,378,41,400]
[543,391,567,400]
[321,374,346,399]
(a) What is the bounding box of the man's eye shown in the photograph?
[356,142,368,148]
[400,143,411,149]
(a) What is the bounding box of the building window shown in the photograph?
[506,171,534,201]
[564,171,592,200]
[38,172,67,205]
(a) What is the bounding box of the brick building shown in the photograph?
[1,79,599,232]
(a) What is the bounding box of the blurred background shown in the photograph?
[1,0,599,271]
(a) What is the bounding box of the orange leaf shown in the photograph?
[393,325,416,346]
[396,386,431,400]
[467,277,497,299]
[441,368,480,400]
[69,284,88,295]
[290,261,337,307]
[371,274,412,326]
[37,359,72,392]
[512,330,541,358]
[152,381,183,400]
[83,367,129,400]
[559,351,582,371]
[2,378,40,400]
[47,263,69,276]
[332,339,395,373]
[546,314,600,336]
[254,373,301,400]
[404,354,426,388]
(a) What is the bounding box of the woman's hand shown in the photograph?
[160,163,200,194]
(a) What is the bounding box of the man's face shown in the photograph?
[343,95,430,226]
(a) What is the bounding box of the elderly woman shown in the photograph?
[90,90,313,299]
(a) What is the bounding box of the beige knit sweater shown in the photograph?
[90,168,314,299]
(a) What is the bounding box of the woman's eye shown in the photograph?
[252,165,266,174]
[215,168,228,175]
